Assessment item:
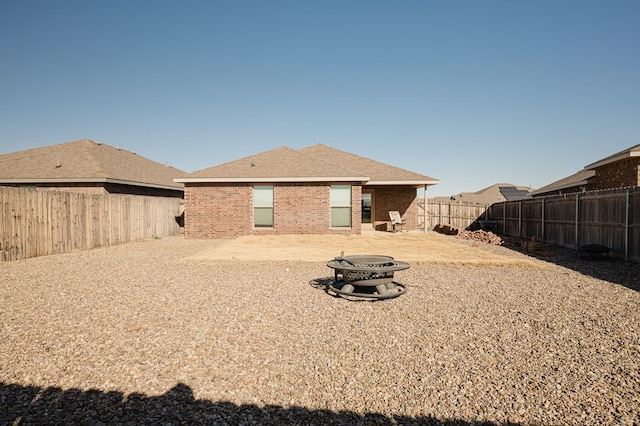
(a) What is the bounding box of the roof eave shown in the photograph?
[365,180,440,187]
[585,150,640,169]
[175,176,370,183]
[0,177,183,191]
[530,179,591,195]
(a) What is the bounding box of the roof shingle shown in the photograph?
[0,139,185,190]
[179,144,438,186]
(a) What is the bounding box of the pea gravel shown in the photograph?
[1,236,638,425]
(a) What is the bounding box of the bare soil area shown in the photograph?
[184,231,540,266]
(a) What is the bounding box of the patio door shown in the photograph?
[362,190,374,227]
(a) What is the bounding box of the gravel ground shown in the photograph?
[1,236,639,425]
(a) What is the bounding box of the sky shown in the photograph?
[1,1,638,197]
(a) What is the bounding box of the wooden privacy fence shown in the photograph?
[419,199,491,231]
[490,187,640,261]
[1,187,182,261]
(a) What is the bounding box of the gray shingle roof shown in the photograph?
[584,143,640,169]
[179,144,438,186]
[0,139,185,190]
[529,144,640,196]
[181,146,368,182]
[529,169,596,196]
[298,144,438,185]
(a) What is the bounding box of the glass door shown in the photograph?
[362,191,373,224]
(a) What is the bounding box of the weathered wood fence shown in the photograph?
[1,187,182,261]
[419,199,491,231]
[490,187,640,261]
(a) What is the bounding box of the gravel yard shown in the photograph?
[1,235,639,425]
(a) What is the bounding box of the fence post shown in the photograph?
[518,201,522,238]
[625,189,630,261]
[575,194,580,249]
[541,198,545,243]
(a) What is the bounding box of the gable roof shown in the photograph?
[178,144,439,187]
[0,139,185,190]
[298,144,438,186]
[176,146,369,183]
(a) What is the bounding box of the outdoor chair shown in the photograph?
[389,211,407,232]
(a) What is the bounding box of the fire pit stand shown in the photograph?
[327,254,409,299]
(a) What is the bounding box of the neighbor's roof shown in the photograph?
[0,139,186,190]
[176,146,369,183]
[431,183,532,204]
[584,143,640,169]
[529,144,640,196]
[178,144,439,186]
[529,169,596,196]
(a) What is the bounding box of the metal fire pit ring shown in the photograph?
[327,254,409,299]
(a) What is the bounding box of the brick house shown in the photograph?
[530,144,640,197]
[176,144,439,239]
[0,139,186,198]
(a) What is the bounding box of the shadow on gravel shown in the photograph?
[502,243,640,292]
[0,382,522,426]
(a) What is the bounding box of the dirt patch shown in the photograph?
[184,231,541,266]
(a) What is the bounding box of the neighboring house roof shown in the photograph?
[528,145,640,196]
[0,139,185,190]
[177,144,439,187]
[431,183,533,204]
[298,144,438,186]
[529,169,596,196]
[178,146,369,183]
[584,143,640,169]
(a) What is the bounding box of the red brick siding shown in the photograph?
[184,182,362,239]
[370,186,417,231]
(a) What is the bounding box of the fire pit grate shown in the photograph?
[326,254,410,299]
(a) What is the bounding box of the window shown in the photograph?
[330,185,351,227]
[253,185,273,228]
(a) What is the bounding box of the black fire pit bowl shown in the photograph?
[327,254,410,300]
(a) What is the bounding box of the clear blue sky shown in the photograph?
[1,1,638,197]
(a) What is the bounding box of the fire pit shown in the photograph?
[327,254,409,299]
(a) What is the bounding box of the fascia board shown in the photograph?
[365,180,440,186]
[1,177,183,191]
[175,176,370,183]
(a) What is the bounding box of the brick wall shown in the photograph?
[590,158,640,190]
[184,182,362,239]
[370,185,417,231]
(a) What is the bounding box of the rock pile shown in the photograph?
[457,229,504,245]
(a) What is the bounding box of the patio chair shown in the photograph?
[389,211,407,232]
